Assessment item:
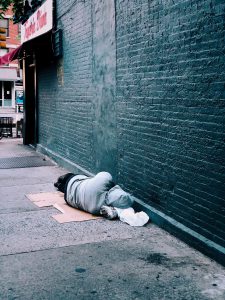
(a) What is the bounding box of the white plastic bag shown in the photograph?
[115,207,149,226]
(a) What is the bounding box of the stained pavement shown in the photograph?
[0,138,225,300]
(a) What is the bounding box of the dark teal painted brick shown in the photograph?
[36,0,225,251]
[116,0,225,247]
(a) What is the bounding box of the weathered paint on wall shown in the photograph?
[38,0,117,176]
[92,0,117,177]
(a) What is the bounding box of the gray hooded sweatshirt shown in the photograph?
[65,172,133,215]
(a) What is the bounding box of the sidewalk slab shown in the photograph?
[0,237,225,300]
[0,139,225,300]
[0,208,150,255]
[0,183,58,214]
[0,165,65,187]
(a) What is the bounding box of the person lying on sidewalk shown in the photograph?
[54,171,149,226]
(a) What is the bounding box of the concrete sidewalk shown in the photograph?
[0,138,224,300]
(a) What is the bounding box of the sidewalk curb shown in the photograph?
[133,198,225,267]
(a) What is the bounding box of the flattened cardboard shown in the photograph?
[26,192,64,207]
[52,203,101,223]
[26,192,102,223]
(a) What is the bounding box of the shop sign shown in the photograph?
[21,0,53,43]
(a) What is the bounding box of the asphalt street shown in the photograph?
[0,138,224,300]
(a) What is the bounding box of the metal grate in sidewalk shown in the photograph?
[0,156,55,169]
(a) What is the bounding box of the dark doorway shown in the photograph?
[22,32,54,146]
[23,52,37,145]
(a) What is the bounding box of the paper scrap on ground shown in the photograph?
[115,207,149,226]
[26,192,101,223]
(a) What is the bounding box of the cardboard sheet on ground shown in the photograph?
[26,192,101,223]
[52,203,101,223]
[26,191,65,207]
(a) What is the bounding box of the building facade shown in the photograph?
[21,0,225,265]
[0,6,23,124]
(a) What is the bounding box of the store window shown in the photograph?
[0,81,13,107]
[18,23,21,34]
[4,81,12,106]
[0,49,8,56]
[0,49,9,66]
[0,18,9,37]
[0,82,2,107]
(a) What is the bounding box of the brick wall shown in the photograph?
[116,0,225,248]
[38,0,117,176]
[6,6,20,46]
[38,0,94,172]
[37,0,225,250]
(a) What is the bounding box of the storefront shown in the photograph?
[20,0,55,145]
[0,0,61,143]
[0,80,14,108]
[0,68,18,108]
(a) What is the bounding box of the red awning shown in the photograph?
[0,45,23,66]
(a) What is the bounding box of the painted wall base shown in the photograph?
[37,143,225,267]
[133,199,225,268]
